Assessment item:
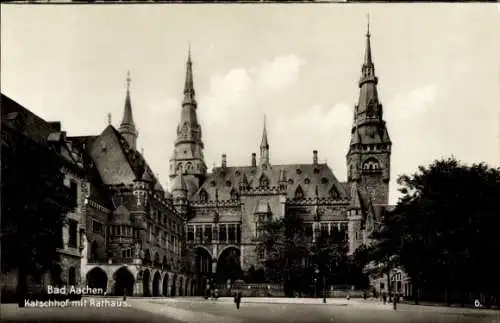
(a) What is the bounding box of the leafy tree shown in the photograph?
[311,231,349,285]
[365,217,401,300]
[1,125,76,303]
[372,157,500,305]
[256,213,308,295]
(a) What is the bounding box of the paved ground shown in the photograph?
[2,297,499,323]
[131,297,500,323]
[0,298,183,323]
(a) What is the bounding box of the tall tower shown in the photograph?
[169,48,207,196]
[346,19,392,206]
[119,71,138,150]
[259,115,270,169]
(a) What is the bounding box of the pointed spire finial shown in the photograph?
[188,42,192,62]
[126,70,131,92]
[260,114,269,149]
[366,13,370,37]
[107,113,112,126]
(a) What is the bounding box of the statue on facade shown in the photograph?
[134,241,141,258]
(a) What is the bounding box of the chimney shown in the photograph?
[251,153,257,168]
[222,154,227,168]
[313,150,318,165]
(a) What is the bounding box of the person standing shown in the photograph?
[234,290,242,309]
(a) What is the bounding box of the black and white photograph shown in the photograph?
[1,3,499,323]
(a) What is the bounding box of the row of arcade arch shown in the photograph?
[193,246,242,292]
[85,266,196,297]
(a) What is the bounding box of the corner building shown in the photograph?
[78,74,194,297]
[172,29,392,292]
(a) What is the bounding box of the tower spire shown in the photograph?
[183,45,196,107]
[170,47,206,194]
[260,115,270,167]
[364,14,373,67]
[119,70,138,150]
[346,20,392,206]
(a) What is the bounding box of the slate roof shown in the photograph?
[194,163,348,201]
[1,94,61,144]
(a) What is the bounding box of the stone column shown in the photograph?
[328,222,331,236]
[312,222,316,242]
[225,223,229,244]
[106,276,115,295]
[62,224,69,249]
[133,279,143,296]
[194,225,197,243]
[212,260,217,274]
[166,273,172,296]
[158,277,163,296]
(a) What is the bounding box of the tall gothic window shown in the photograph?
[294,186,304,199]
[199,189,208,202]
[230,188,239,200]
[259,175,270,188]
[329,186,339,199]
[186,162,193,173]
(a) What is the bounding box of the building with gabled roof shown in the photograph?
[1,22,395,298]
[170,24,394,291]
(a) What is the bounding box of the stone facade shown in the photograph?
[169,27,393,287]
[1,26,393,297]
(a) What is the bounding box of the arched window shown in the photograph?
[329,186,339,199]
[295,186,304,199]
[176,163,183,173]
[230,188,239,200]
[259,175,270,188]
[199,189,208,202]
[362,158,380,172]
[185,162,193,173]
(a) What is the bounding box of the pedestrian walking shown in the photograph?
[382,291,387,304]
[234,290,242,309]
[393,292,398,310]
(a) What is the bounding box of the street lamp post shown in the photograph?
[322,275,326,303]
[314,269,320,298]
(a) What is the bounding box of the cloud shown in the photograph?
[199,53,304,126]
[253,54,304,92]
[386,84,438,122]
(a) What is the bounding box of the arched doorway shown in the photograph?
[152,271,161,296]
[114,267,135,296]
[143,249,151,267]
[162,275,169,296]
[68,267,76,286]
[194,247,212,295]
[86,267,108,291]
[142,270,151,297]
[191,280,196,296]
[179,277,184,296]
[171,275,177,297]
[216,247,242,283]
[90,241,99,262]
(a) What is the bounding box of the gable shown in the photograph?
[194,163,348,201]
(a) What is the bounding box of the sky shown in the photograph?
[2,4,499,205]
